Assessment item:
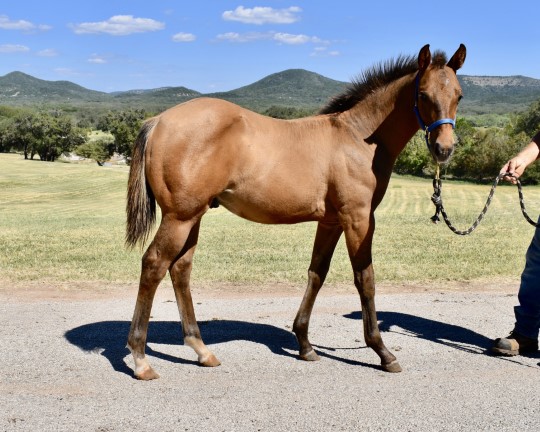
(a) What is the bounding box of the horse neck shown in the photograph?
[343,73,419,160]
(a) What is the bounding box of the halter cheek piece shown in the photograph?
[413,73,456,149]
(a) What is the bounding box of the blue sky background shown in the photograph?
[1,1,539,93]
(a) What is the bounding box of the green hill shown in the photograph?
[0,71,109,104]
[206,69,347,111]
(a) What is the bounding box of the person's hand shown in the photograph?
[501,134,540,183]
[500,157,528,184]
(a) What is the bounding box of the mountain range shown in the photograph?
[1,69,540,117]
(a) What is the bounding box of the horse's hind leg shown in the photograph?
[169,219,220,367]
[127,215,198,380]
[293,223,343,361]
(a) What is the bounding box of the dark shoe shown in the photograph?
[492,331,538,356]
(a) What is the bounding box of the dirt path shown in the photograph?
[1,280,539,431]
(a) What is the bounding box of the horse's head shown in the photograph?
[414,44,466,164]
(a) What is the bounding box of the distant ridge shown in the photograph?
[458,75,540,115]
[1,70,540,116]
[112,86,201,106]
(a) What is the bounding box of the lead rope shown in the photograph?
[430,166,539,235]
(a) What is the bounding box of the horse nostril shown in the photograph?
[434,142,454,160]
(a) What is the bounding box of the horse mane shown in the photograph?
[319,50,448,115]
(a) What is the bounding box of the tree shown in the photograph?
[34,114,86,161]
[394,131,433,176]
[446,117,479,178]
[261,105,315,119]
[75,132,114,165]
[5,111,85,161]
[97,109,148,160]
[0,120,11,152]
[447,123,518,180]
[8,112,41,159]
[513,99,540,138]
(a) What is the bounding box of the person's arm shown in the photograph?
[500,131,540,183]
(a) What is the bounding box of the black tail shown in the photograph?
[125,118,158,248]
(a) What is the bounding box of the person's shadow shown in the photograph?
[65,308,511,377]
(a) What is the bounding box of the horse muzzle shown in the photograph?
[428,124,456,163]
[431,140,455,163]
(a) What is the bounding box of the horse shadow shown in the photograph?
[64,319,300,376]
[65,308,506,377]
[344,312,540,367]
[342,311,493,355]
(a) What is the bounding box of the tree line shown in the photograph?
[0,107,148,163]
[1,100,539,183]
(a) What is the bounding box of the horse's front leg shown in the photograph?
[293,222,343,361]
[343,214,402,373]
[354,263,402,372]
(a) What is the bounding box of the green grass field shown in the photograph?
[1,153,539,285]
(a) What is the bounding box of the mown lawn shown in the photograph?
[1,153,539,285]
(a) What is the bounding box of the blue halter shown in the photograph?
[413,73,456,149]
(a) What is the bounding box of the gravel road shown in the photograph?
[1,282,539,431]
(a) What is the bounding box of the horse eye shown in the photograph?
[419,92,428,101]
[457,95,464,103]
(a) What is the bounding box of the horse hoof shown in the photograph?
[135,366,160,381]
[199,353,221,367]
[381,360,402,373]
[300,349,320,362]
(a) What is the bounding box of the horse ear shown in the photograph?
[447,44,467,72]
[418,44,431,72]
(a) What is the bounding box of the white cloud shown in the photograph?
[88,54,107,64]
[216,31,327,46]
[216,32,241,42]
[172,32,196,42]
[310,46,340,57]
[0,15,33,31]
[0,44,30,53]
[0,15,51,32]
[273,33,322,45]
[71,15,165,36]
[37,49,58,57]
[216,32,272,43]
[222,6,301,25]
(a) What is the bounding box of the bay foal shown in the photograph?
[126,44,466,379]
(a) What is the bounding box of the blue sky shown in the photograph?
[1,1,539,93]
